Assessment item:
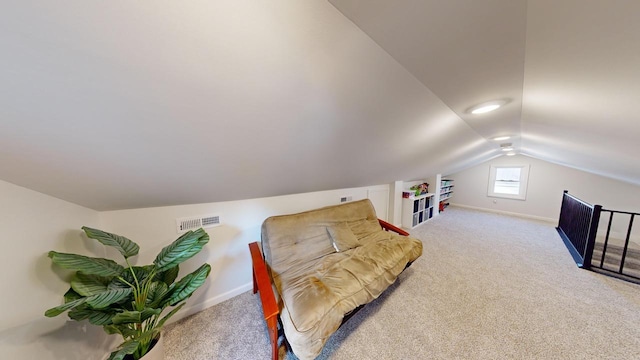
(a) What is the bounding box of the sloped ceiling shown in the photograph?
[1,0,639,211]
[331,0,640,183]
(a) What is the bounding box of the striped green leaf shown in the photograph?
[82,226,140,259]
[104,324,138,338]
[71,273,112,296]
[88,311,116,326]
[107,280,129,290]
[46,287,131,317]
[45,297,86,317]
[110,265,153,289]
[112,308,161,325]
[154,229,209,272]
[67,307,91,321]
[147,281,169,308]
[156,265,179,285]
[48,251,123,277]
[63,287,82,303]
[107,265,154,289]
[164,263,211,306]
[68,307,116,325]
[86,288,132,309]
[107,340,140,360]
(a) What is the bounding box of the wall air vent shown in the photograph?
[176,214,221,233]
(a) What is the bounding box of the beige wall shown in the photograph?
[0,179,116,360]
[448,154,640,223]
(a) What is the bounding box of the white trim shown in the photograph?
[449,203,556,224]
[167,282,253,324]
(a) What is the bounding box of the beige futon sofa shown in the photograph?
[249,199,423,360]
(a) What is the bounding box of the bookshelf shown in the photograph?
[440,179,454,211]
[401,192,435,229]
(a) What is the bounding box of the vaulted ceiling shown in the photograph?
[1,1,639,210]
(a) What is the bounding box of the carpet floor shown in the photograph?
[164,206,640,359]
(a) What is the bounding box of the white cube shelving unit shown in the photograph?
[401,192,435,229]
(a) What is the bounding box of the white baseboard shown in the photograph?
[167,282,253,325]
[450,203,557,224]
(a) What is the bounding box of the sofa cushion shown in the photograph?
[276,233,423,360]
[279,233,422,332]
[327,222,360,251]
[261,199,379,276]
[347,218,382,239]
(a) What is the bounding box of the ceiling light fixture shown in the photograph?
[472,104,500,114]
[493,136,511,141]
[506,152,516,156]
[500,142,514,152]
[469,100,507,114]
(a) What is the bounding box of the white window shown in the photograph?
[488,165,530,200]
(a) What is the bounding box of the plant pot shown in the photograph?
[124,335,164,360]
[144,335,164,360]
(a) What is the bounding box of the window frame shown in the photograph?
[487,164,530,200]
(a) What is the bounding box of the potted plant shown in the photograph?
[45,226,211,360]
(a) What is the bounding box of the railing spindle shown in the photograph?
[600,211,614,268]
[618,214,635,274]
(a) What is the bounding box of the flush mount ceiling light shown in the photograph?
[500,143,514,152]
[493,136,511,141]
[506,152,516,156]
[468,100,507,114]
